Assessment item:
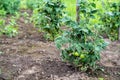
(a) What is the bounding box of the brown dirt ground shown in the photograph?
[0,10,120,80]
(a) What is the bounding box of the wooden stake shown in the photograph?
[76,0,80,25]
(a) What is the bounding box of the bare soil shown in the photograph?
[0,10,120,80]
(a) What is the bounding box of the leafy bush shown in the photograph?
[100,2,120,41]
[55,0,107,71]
[0,9,6,17]
[32,0,65,40]
[0,0,20,14]
[26,0,41,10]
[0,18,18,37]
[79,0,99,25]
[55,20,107,71]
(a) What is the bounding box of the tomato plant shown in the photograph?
[55,0,107,71]
[100,1,120,41]
[55,22,107,71]
[0,0,20,14]
[32,0,65,40]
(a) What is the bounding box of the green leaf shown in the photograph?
[90,3,96,8]
[95,46,100,52]
[91,9,98,14]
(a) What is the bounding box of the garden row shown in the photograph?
[0,0,120,72]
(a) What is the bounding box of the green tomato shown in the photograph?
[73,52,79,57]
[80,54,85,59]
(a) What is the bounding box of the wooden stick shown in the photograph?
[76,0,80,25]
